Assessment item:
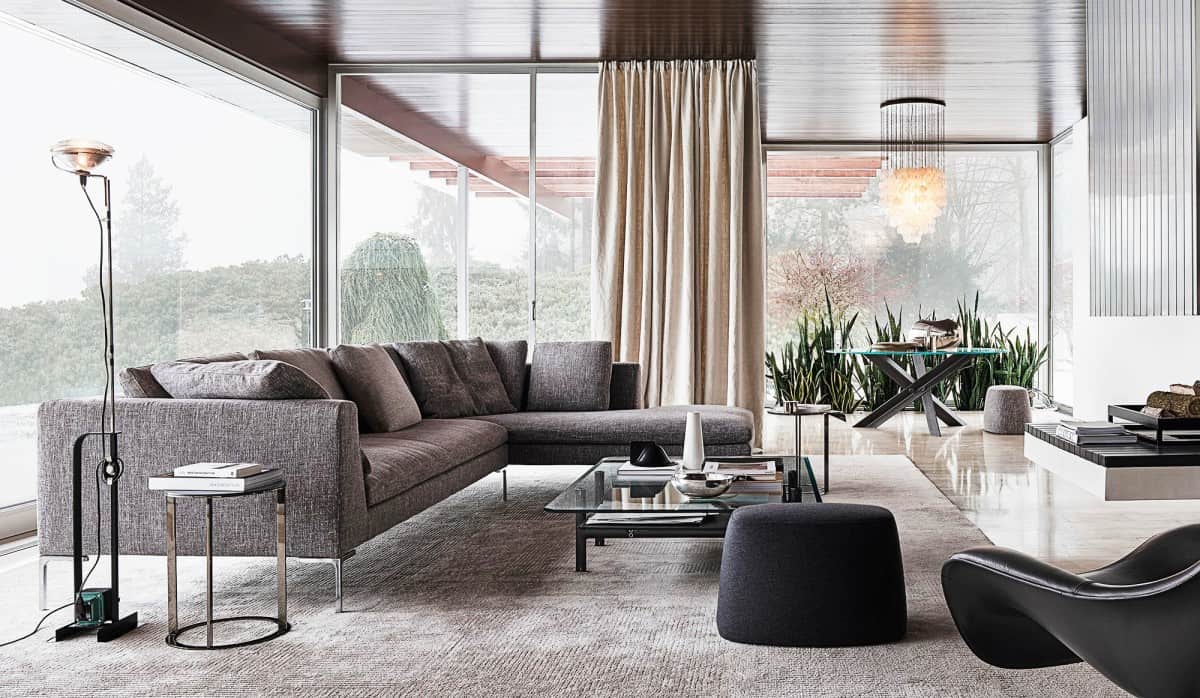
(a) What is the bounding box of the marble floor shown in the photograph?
[763,408,1200,571]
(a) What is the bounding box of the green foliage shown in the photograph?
[857,303,906,410]
[340,233,448,344]
[764,291,861,413]
[997,328,1049,389]
[767,291,1051,414]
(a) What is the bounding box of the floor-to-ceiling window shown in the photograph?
[0,6,315,516]
[1050,127,1086,409]
[335,67,597,347]
[766,148,1042,351]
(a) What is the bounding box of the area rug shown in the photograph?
[0,456,1124,697]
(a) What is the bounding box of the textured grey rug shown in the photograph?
[1,456,1124,697]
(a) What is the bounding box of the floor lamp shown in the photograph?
[49,139,137,642]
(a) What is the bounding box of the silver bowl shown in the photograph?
[671,471,735,498]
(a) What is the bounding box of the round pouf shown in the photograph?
[983,385,1032,434]
[717,503,906,647]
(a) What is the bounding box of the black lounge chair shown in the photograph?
[941,524,1200,698]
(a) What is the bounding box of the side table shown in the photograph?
[767,406,846,494]
[165,481,290,649]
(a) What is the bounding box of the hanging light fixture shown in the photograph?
[879,98,947,244]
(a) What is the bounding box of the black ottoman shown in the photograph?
[717,503,907,646]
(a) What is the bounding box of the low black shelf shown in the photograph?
[1026,424,1200,468]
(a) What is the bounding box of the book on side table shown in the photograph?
[149,464,281,493]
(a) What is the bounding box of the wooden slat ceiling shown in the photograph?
[122,0,1086,143]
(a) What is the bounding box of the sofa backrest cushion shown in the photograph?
[120,352,248,398]
[609,362,643,410]
[250,347,348,400]
[329,344,422,433]
[150,359,329,400]
[391,339,515,418]
[484,340,528,410]
[526,341,613,411]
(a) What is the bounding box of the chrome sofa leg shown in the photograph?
[39,554,87,610]
[333,558,343,613]
[39,556,49,611]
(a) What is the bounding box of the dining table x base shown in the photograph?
[854,352,977,436]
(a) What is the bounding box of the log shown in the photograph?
[1169,383,1198,396]
[1141,406,1180,418]
[1146,391,1200,416]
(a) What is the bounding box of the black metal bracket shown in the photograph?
[55,431,138,642]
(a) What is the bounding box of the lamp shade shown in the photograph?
[50,138,114,174]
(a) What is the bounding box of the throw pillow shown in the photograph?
[329,344,422,433]
[390,341,478,418]
[444,338,516,415]
[121,352,248,398]
[526,341,613,411]
[485,340,529,410]
[250,347,348,400]
[150,360,329,400]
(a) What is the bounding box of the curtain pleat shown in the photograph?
[593,60,766,443]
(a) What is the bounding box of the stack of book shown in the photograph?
[1055,421,1137,445]
[704,460,782,494]
[148,462,282,492]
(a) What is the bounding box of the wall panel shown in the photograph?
[1088,0,1197,315]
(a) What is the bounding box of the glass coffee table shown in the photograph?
[544,455,820,571]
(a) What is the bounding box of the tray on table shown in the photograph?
[1107,404,1200,447]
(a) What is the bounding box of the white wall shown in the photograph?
[1070,119,1200,419]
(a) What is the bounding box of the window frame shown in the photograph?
[324,62,600,348]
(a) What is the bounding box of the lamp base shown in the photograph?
[55,612,138,643]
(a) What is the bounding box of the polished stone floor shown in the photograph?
[762,408,1200,572]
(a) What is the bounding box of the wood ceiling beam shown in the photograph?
[342,78,571,217]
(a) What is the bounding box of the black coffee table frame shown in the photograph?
[550,456,821,572]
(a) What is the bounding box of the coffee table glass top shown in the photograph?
[826,347,1003,357]
[543,456,817,514]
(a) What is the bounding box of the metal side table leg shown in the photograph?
[205,497,214,649]
[276,486,287,628]
[166,497,177,641]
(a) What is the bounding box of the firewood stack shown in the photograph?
[1143,381,1200,417]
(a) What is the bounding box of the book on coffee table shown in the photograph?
[586,513,707,525]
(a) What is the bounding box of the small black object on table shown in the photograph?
[164,481,289,650]
[767,405,845,494]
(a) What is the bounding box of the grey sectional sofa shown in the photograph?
[37,340,752,611]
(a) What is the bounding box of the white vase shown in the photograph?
[682,411,706,471]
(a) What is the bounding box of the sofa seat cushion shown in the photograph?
[360,419,507,505]
[474,405,753,445]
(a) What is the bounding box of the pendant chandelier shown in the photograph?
[879,97,947,244]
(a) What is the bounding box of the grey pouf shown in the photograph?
[717,503,907,647]
[983,385,1032,434]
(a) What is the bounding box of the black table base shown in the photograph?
[855,353,974,436]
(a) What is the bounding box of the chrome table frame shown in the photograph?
[165,482,290,650]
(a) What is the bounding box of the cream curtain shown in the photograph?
[593,59,766,441]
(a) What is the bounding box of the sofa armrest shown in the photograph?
[37,397,366,559]
[610,362,643,410]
